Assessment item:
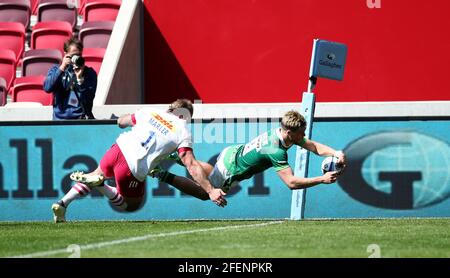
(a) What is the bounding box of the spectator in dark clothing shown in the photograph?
[44,38,97,120]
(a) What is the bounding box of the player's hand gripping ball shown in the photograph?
[321,156,343,174]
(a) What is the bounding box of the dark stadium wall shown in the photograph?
[142,0,450,103]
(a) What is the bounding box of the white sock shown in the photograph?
[60,182,91,207]
[95,184,127,211]
[95,183,117,199]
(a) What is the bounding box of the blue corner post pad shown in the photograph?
[312,40,348,81]
[290,92,316,220]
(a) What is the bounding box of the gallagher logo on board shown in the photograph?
[339,131,450,209]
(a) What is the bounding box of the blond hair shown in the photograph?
[281,110,306,131]
[167,99,194,118]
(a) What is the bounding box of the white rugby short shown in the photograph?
[208,147,239,191]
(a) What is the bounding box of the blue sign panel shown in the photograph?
[312,40,348,81]
[0,120,295,221]
[1,118,449,221]
[305,120,450,218]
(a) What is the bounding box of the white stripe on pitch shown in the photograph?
[8,221,284,258]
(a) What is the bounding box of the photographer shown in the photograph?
[43,38,97,120]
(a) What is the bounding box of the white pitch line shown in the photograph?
[8,221,284,258]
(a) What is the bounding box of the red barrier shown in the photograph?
[143,0,450,103]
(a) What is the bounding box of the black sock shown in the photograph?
[160,171,175,184]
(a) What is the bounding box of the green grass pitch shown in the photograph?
[1,218,449,258]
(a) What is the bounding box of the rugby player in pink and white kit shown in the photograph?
[51,99,227,223]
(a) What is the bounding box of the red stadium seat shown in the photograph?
[83,47,105,75]
[78,0,86,15]
[31,21,73,56]
[0,49,17,91]
[0,0,31,30]
[31,0,39,15]
[0,77,7,106]
[12,75,53,105]
[22,49,62,77]
[0,22,26,64]
[37,0,78,30]
[79,21,114,49]
[83,0,121,22]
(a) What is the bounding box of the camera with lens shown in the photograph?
[71,55,85,69]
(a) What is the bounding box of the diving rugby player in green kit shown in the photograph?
[150,110,347,201]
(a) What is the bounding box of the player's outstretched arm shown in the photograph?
[302,139,336,157]
[302,140,347,171]
[117,114,134,128]
[277,167,338,190]
[180,150,227,207]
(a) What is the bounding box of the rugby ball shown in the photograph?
[321,156,342,174]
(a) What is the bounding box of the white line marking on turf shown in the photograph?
[8,221,284,258]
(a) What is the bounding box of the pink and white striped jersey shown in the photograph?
[116,108,192,181]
